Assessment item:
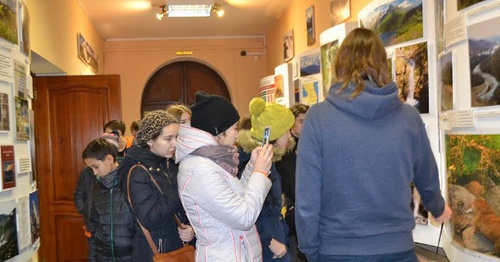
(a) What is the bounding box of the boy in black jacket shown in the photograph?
[80,138,135,261]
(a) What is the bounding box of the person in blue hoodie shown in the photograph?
[295,28,452,262]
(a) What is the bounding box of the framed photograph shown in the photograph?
[0,199,19,259]
[29,190,41,243]
[306,6,315,46]
[445,132,500,260]
[0,92,9,132]
[458,0,486,11]
[330,0,351,26]
[20,0,30,57]
[1,145,15,190]
[395,41,429,114]
[0,0,18,44]
[15,96,29,140]
[321,39,339,96]
[77,33,98,72]
[439,52,453,111]
[299,48,321,78]
[284,30,294,62]
[358,0,423,47]
[468,15,500,107]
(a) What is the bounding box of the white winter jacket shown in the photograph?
[176,126,272,262]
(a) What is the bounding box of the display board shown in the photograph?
[0,0,39,261]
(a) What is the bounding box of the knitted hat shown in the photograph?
[136,110,178,147]
[250,97,294,141]
[191,92,240,136]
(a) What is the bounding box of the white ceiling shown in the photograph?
[78,0,294,40]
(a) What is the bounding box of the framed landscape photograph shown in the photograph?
[0,0,18,44]
[306,6,315,46]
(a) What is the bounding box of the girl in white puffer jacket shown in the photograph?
[176,92,274,262]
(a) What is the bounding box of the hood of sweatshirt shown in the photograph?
[326,80,401,120]
[175,125,219,163]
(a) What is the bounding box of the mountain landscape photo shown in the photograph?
[358,0,423,46]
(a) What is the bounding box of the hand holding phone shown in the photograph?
[262,126,271,147]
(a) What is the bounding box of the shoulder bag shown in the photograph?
[127,164,195,262]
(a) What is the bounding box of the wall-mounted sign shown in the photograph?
[176,51,193,56]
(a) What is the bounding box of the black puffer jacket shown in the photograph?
[275,135,299,235]
[74,166,96,232]
[89,169,135,261]
[118,146,188,262]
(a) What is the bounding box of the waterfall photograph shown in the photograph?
[395,41,429,114]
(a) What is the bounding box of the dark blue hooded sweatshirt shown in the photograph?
[295,80,445,261]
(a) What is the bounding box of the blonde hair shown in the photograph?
[166,104,192,122]
[334,28,391,100]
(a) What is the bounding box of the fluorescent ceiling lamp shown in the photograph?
[167,5,212,17]
[167,0,213,17]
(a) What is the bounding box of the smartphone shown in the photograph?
[261,126,271,147]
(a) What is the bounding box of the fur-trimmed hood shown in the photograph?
[236,129,295,162]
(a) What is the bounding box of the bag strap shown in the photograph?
[126,164,160,255]
[127,164,187,253]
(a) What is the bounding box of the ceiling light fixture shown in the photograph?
[212,4,224,17]
[156,0,224,19]
[156,5,167,20]
[167,0,212,17]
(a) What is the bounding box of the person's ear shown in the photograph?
[105,154,114,163]
[147,139,153,146]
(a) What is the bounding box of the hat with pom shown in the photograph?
[136,110,178,147]
[249,97,294,141]
[191,91,240,136]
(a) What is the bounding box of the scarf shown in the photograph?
[191,145,239,176]
[98,168,118,189]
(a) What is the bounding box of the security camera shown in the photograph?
[240,51,247,56]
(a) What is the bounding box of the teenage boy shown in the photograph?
[80,138,135,261]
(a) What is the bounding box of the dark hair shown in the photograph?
[238,115,252,131]
[82,138,117,162]
[290,103,310,117]
[104,120,126,136]
[334,28,391,99]
[130,120,140,133]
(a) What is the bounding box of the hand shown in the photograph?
[435,204,452,223]
[178,224,195,242]
[248,146,261,167]
[252,144,273,176]
[269,238,286,259]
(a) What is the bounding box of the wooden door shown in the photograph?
[33,75,121,262]
[141,61,230,117]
